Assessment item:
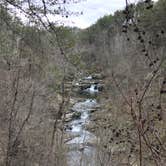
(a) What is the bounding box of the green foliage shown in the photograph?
[56,26,76,50]
[47,65,64,91]
[0,5,24,66]
[96,15,113,30]
[79,14,113,45]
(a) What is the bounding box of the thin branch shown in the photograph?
[112,72,131,107]
[12,90,35,149]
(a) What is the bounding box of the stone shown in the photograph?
[92,73,105,79]
[72,112,81,120]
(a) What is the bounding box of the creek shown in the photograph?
[65,76,102,166]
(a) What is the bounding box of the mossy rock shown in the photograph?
[72,112,81,119]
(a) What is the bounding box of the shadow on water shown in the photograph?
[77,91,98,99]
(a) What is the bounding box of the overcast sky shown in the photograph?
[13,0,158,29]
[61,0,158,29]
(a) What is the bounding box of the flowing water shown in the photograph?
[66,80,100,166]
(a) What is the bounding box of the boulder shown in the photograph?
[72,112,81,120]
[89,109,98,113]
[65,112,74,122]
[92,73,105,80]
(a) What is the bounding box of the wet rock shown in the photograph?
[84,75,92,80]
[72,112,81,120]
[65,124,72,131]
[98,85,104,91]
[65,111,81,122]
[89,108,98,113]
[92,73,105,80]
[80,84,91,91]
[65,112,74,122]
[69,108,75,112]
[65,117,73,123]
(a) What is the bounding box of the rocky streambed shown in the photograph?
[65,75,104,166]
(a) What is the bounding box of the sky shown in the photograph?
[60,0,158,29]
[12,0,158,29]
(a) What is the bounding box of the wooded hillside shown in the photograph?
[0,0,165,165]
